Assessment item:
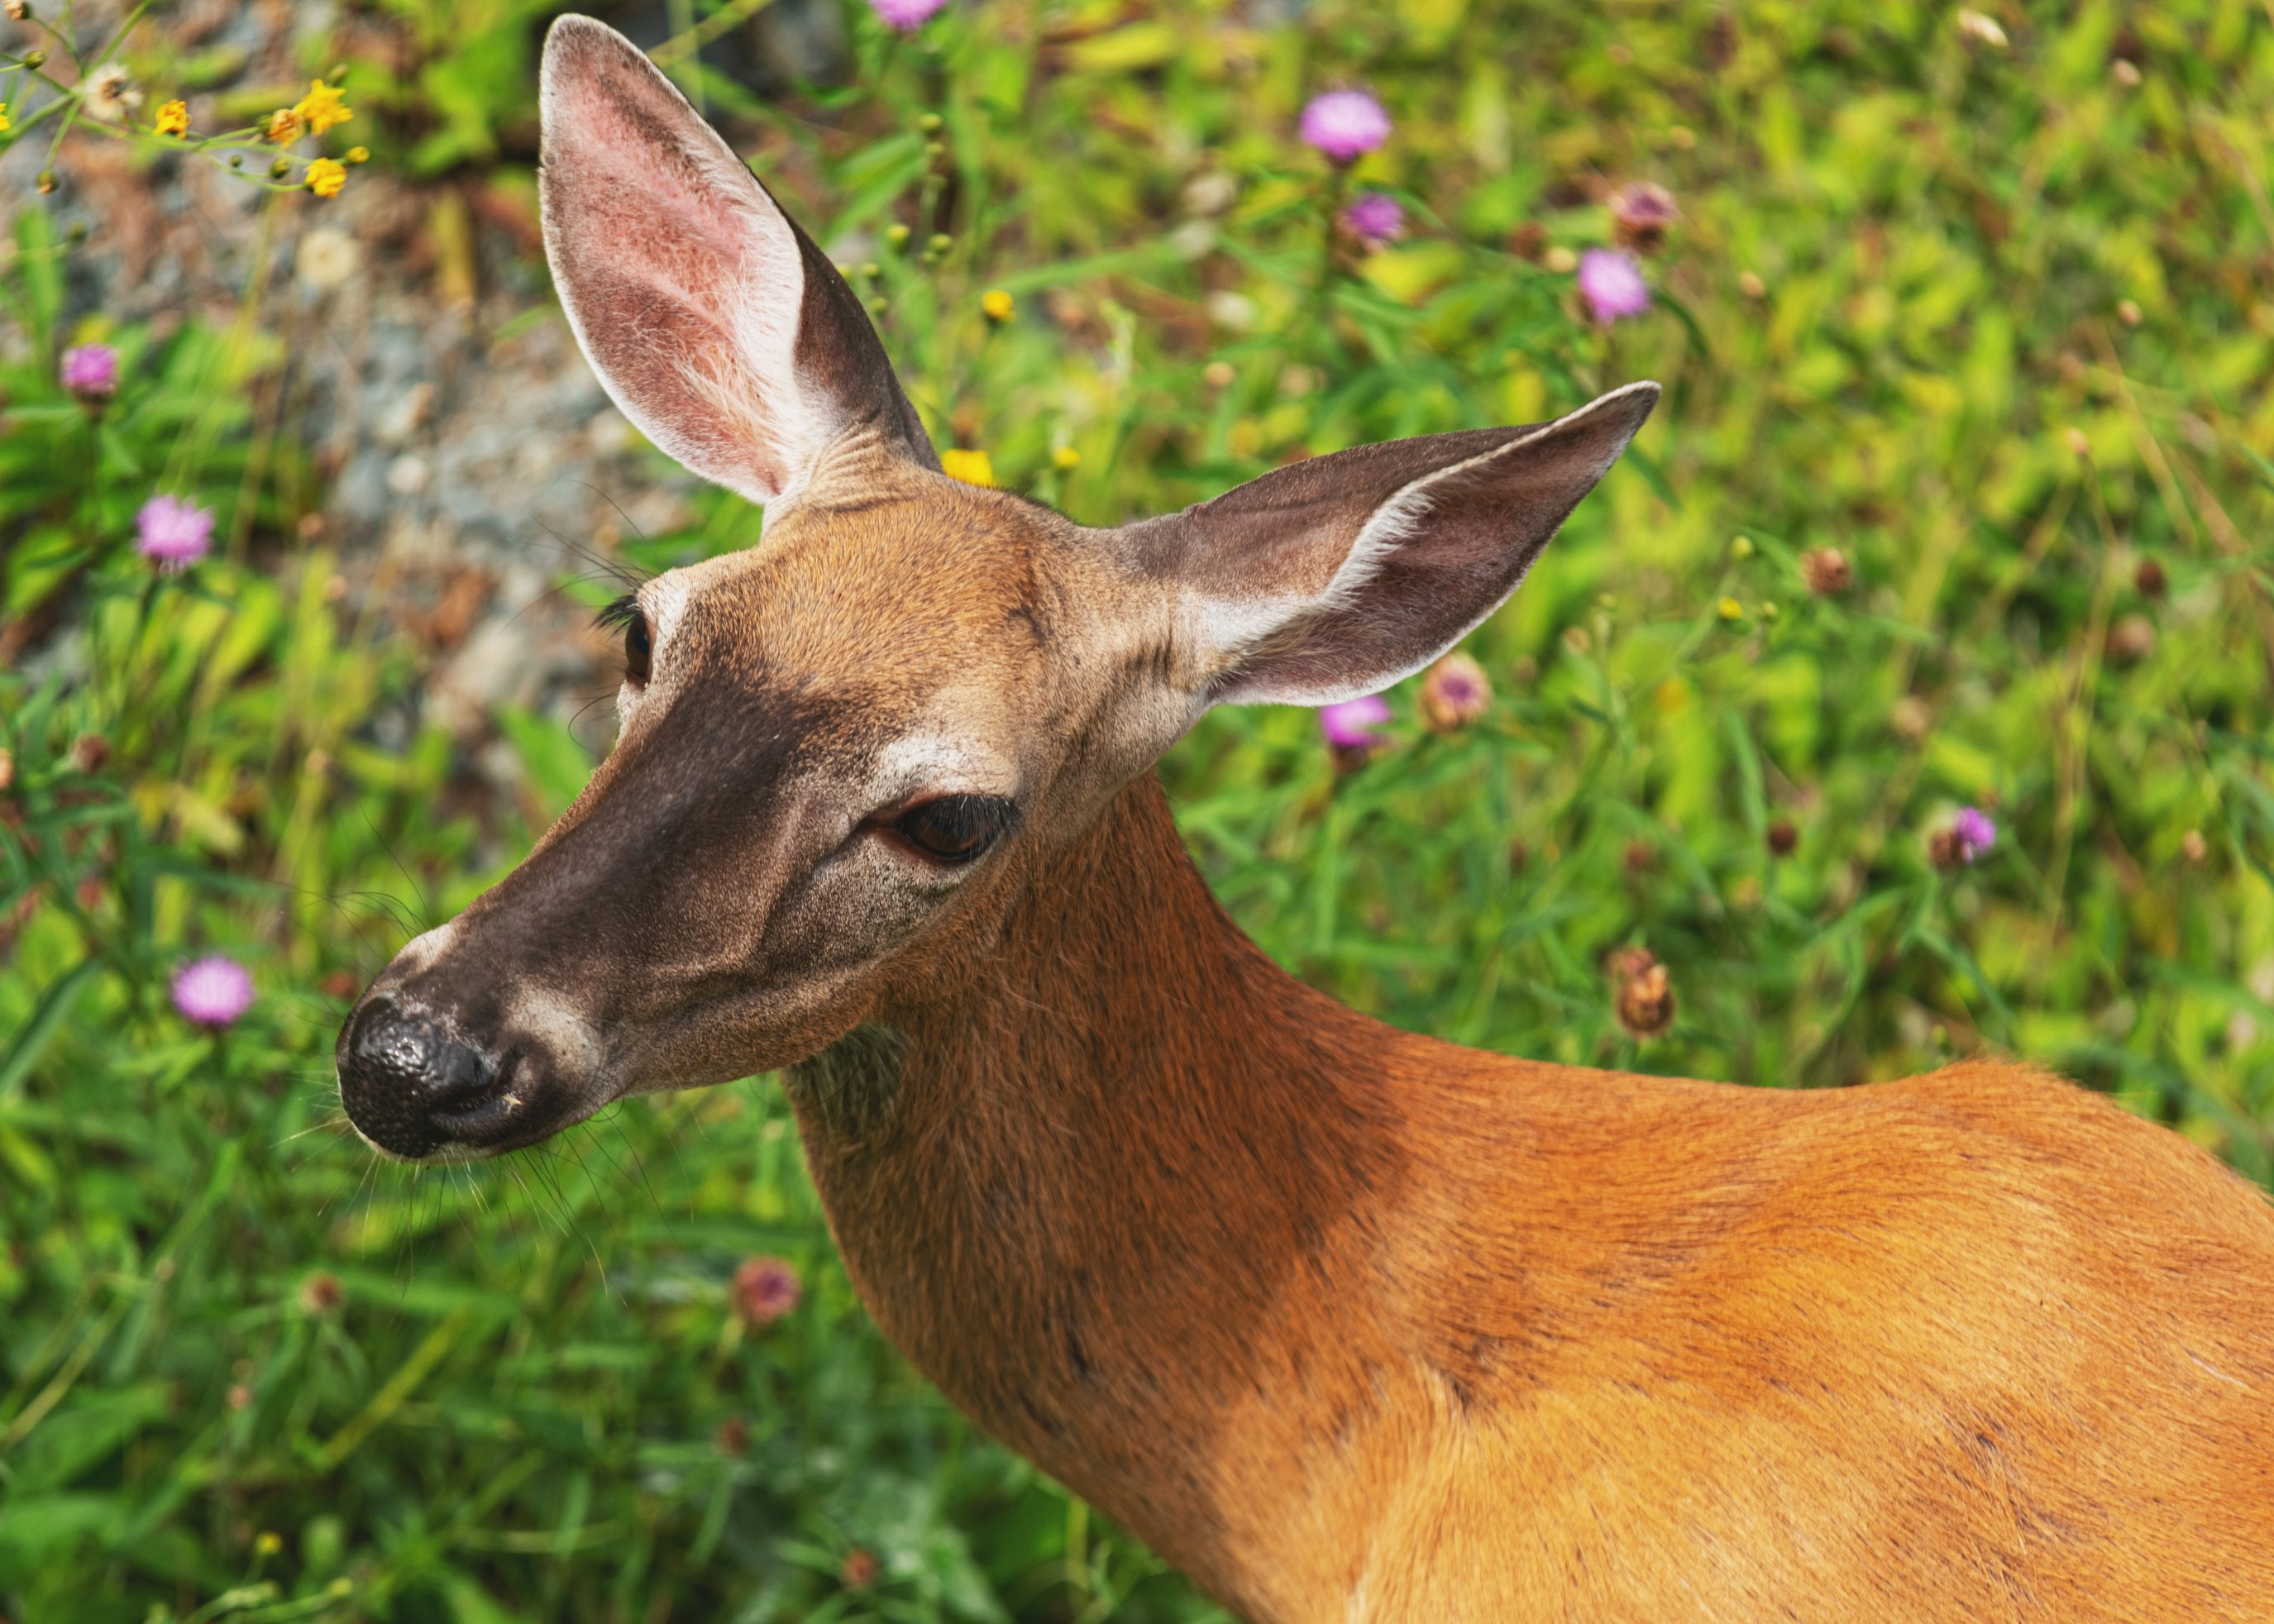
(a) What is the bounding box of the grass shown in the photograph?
[4,0,2274,1618]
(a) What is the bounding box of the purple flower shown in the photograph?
[1340,191,1405,247]
[1318,694,1393,750]
[1953,806,1998,863]
[733,1256,801,1325]
[136,494,215,572]
[60,343,119,403]
[173,956,254,1028]
[1576,248,1651,324]
[1300,90,1391,163]
[869,0,947,29]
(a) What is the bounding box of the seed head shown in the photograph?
[83,64,142,123]
[1299,90,1391,164]
[1609,947,1675,1040]
[1609,181,1679,253]
[1417,652,1491,732]
[733,1256,802,1325]
[1800,547,1851,595]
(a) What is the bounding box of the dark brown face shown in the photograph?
[336,481,1162,1159]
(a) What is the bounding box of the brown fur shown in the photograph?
[808,773,2274,1622]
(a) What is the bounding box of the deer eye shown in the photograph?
[893,795,1015,864]
[622,614,652,684]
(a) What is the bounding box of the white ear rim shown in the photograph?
[1189,380,1661,707]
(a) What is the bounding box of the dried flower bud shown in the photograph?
[1801,547,1851,595]
[3,2,32,21]
[1609,947,1675,1040]
[2116,299,2142,327]
[1418,652,1492,732]
[715,1417,750,1454]
[1506,222,1549,263]
[68,734,110,774]
[1766,819,1798,857]
[1737,270,1767,299]
[298,1273,343,1315]
[0,748,12,793]
[841,1549,880,1590]
[733,1256,801,1326]
[2106,614,2156,663]
[2110,57,2141,87]
[2181,829,2208,863]
[2134,556,2167,599]
[1609,181,1679,254]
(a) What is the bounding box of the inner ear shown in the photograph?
[537,16,934,508]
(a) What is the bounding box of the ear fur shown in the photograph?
[537,15,935,507]
[1119,382,1660,706]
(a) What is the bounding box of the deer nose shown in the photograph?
[337,996,504,1158]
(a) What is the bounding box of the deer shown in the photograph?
[337,16,2274,1621]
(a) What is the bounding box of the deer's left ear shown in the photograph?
[538,14,935,507]
[1116,382,1659,707]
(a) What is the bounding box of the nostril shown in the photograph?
[337,996,504,1157]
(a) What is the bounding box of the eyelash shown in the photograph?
[595,594,652,685]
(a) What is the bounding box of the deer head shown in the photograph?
[336,14,1658,1160]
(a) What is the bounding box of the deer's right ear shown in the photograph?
[538,15,936,506]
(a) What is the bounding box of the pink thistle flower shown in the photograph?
[136,494,215,573]
[173,956,254,1028]
[1418,652,1492,732]
[60,343,119,403]
[1576,248,1651,324]
[1340,191,1405,247]
[1318,695,1393,767]
[733,1256,801,1325]
[870,0,947,30]
[1952,806,1998,862]
[1300,90,1391,164]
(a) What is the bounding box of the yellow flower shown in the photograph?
[305,158,346,198]
[265,107,302,144]
[0,103,10,136]
[345,146,370,165]
[980,288,1014,323]
[1050,446,1080,470]
[293,79,352,136]
[153,99,189,137]
[939,448,996,488]
[1717,596,1744,622]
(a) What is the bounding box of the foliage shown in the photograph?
[5,0,2274,1619]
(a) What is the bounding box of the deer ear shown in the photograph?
[537,14,936,507]
[1118,383,1659,707]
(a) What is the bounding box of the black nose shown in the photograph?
[337,996,504,1158]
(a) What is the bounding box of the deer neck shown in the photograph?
[788,770,1436,1603]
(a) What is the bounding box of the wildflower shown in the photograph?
[298,1273,343,1315]
[1766,819,1798,857]
[264,107,302,144]
[1717,596,1744,621]
[1340,191,1405,248]
[1800,547,1851,595]
[1929,807,1998,872]
[0,103,10,136]
[939,447,995,487]
[292,79,351,136]
[1577,247,1651,324]
[82,64,142,123]
[1051,445,1080,470]
[1608,946,1675,1040]
[1417,652,1492,732]
[1956,9,2008,49]
[305,157,347,198]
[136,494,216,572]
[1299,90,1391,164]
[346,145,370,165]
[60,342,119,403]
[173,955,255,1028]
[981,288,1014,322]
[870,0,948,30]
[841,1549,881,1590]
[1609,181,1679,254]
[68,734,109,773]
[2135,556,2167,599]
[2,1,26,19]
[733,1256,801,1325]
[1318,694,1392,764]
[153,98,189,137]
[715,1417,751,1454]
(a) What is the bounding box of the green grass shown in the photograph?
[5,1,2274,1618]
